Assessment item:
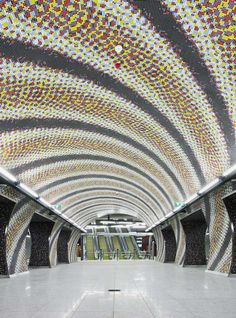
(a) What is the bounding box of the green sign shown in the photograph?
[52,204,62,210]
[175,201,184,207]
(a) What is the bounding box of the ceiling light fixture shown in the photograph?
[17,182,39,199]
[38,197,52,210]
[0,167,18,184]
[222,164,236,178]
[198,178,220,195]
[184,193,199,205]
[165,212,174,218]
[146,167,235,232]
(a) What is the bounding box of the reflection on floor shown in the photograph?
[0,260,236,318]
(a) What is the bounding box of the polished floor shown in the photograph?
[0,260,236,318]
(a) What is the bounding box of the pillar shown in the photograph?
[221,190,236,274]
[68,229,81,263]
[49,221,64,267]
[0,196,15,276]
[152,227,165,262]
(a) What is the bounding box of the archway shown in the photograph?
[181,210,207,266]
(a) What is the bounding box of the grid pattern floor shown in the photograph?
[0,261,236,318]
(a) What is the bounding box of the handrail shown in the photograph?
[84,249,152,260]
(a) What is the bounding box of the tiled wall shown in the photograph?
[0,1,235,276]
[0,198,15,276]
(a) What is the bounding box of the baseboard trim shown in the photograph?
[205,270,229,277]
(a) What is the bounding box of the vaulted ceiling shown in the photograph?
[0,0,235,227]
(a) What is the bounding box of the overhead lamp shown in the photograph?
[100,221,116,225]
[52,208,61,215]
[38,197,52,210]
[146,224,156,232]
[222,164,236,178]
[165,212,174,218]
[174,205,184,213]
[17,182,39,199]
[184,193,199,205]
[198,178,220,195]
[0,167,18,184]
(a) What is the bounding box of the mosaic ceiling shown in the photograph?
[0,0,235,227]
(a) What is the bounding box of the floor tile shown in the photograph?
[76,293,114,312]
[33,312,69,318]
[114,311,154,318]
[0,261,236,318]
[72,312,113,318]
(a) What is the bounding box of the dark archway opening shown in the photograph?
[29,214,54,267]
[181,210,207,266]
[161,225,177,262]
[57,228,72,263]
[223,191,236,274]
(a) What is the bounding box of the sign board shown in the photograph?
[175,201,184,207]
[52,204,62,210]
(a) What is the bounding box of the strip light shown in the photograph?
[198,178,220,195]
[17,182,39,199]
[0,166,86,233]
[0,167,18,184]
[184,193,199,205]
[222,164,236,177]
[38,197,52,210]
[173,206,183,213]
[165,212,174,218]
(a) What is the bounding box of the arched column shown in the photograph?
[171,217,186,266]
[152,227,165,262]
[7,199,42,275]
[68,229,81,263]
[207,182,234,274]
[0,185,32,275]
[0,195,15,276]
[49,221,64,267]
[223,190,236,274]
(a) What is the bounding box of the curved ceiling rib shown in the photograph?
[133,0,235,159]
[0,0,234,229]
[12,154,176,207]
[65,197,152,221]
[37,175,164,216]
[0,37,208,183]
[49,188,157,220]
[73,204,151,228]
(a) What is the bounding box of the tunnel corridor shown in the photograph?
[0,0,235,317]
